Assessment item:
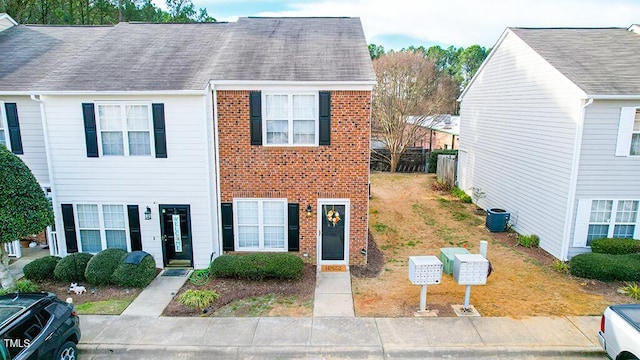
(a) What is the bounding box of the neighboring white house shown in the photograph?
[458,25,640,260]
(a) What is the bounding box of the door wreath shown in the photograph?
[325,206,341,226]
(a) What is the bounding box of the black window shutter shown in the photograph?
[319,91,331,145]
[152,103,167,158]
[288,203,300,251]
[82,103,99,157]
[221,203,234,251]
[128,205,142,251]
[249,91,262,145]
[61,204,78,253]
[4,103,23,155]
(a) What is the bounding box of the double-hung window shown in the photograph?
[76,204,128,252]
[632,110,640,156]
[264,93,317,145]
[97,104,152,156]
[585,200,639,245]
[234,199,287,250]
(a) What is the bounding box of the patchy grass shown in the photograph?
[213,294,312,317]
[353,173,632,317]
[75,299,132,315]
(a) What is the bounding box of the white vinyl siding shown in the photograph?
[458,30,585,259]
[234,199,287,251]
[573,199,640,247]
[76,203,128,253]
[97,104,152,156]
[263,93,317,146]
[44,94,218,269]
[0,97,49,184]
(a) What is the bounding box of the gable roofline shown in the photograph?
[458,27,587,102]
[0,13,18,26]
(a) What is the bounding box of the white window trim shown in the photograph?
[0,101,10,151]
[233,198,288,251]
[574,199,640,248]
[262,92,319,147]
[95,102,154,157]
[616,107,640,157]
[74,203,131,253]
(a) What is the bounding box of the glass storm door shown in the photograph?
[159,205,193,267]
[321,203,346,261]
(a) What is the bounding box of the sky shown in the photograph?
[156,0,640,50]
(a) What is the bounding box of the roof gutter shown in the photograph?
[560,97,593,261]
[209,80,376,91]
[587,95,640,100]
[2,90,208,96]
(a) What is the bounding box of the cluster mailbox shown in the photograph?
[453,254,489,285]
[408,256,443,285]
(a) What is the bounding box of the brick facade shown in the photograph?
[217,90,371,265]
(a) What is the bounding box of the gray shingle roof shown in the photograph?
[510,27,640,96]
[0,17,375,92]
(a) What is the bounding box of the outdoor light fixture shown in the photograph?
[306,205,312,217]
[144,206,152,220]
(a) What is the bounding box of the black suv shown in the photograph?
[0,293,80,360]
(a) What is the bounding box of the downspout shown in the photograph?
[560,97,593,261]
[210,84,223,258]
[30,94,59,256]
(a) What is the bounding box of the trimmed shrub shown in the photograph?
[428,150,457,173]
[54,253,94,282]
[590,238,640,255]
[569,253,640,281]
[111,254,157,288]
[210,253,304,280]
[23,256,62,281]
[84,248,127,285]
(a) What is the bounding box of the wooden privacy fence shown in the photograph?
[370,148,427,172]
[436,154,457,187]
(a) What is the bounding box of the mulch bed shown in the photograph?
[351,231,384,278]
[163,264,316,316]
[34,280,142,306]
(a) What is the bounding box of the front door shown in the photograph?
[159,205,193,267]
[318,200,349,264]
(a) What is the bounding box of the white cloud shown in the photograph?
[251,0,640,47]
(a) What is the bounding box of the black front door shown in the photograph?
[159,205,193,267]
[321,204,346,261]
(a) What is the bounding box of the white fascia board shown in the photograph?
[457,28,510,102]
[1,90,208,96]
[0,13,18,25]
[587,94,640,100]
[210,80,375,91]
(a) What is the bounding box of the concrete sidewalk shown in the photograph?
[78,315,605,359]
[76,268,606,359]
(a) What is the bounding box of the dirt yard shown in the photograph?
[352,172,635,317]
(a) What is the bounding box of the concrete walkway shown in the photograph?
[313,268,354,317]
[121,270,189,317]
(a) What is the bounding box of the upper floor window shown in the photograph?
[0,104,6,149]
[264,93,317,146]
[616,108,640,157]
[97,104,152,156]
[632,111,640,156]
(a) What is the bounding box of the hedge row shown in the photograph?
[590,238,640,255]
[210,253,304,280]
[569,253,640,281]
[24,250,157,288]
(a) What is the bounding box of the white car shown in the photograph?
[599,304,640,360]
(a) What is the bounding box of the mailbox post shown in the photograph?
[408,256,443,312]
[453,254,489,312]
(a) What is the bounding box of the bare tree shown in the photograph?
[372,52,457,172]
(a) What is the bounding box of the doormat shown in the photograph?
[161,269,190,277]
[321,265,347,272]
